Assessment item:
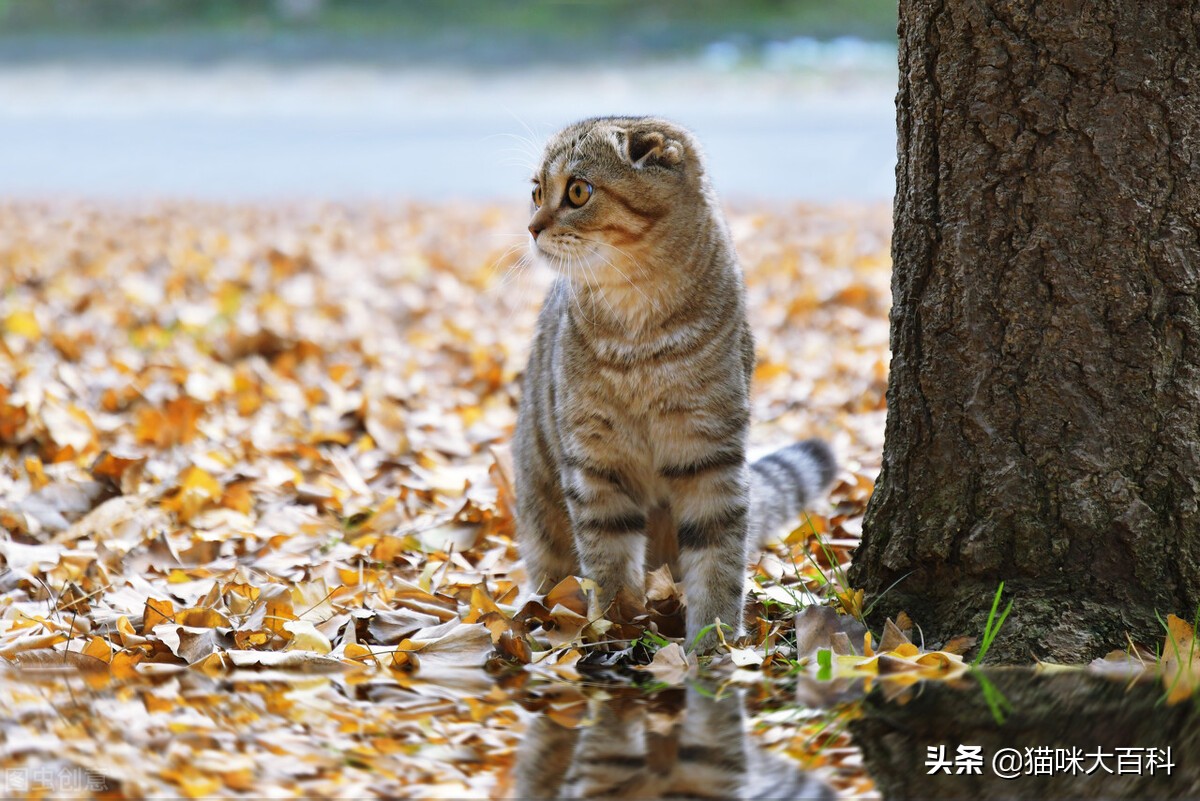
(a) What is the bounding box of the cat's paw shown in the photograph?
[686,619,738,655]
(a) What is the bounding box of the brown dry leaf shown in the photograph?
[877,617,911,652]
[136,396,204,447]
[641,643,698,684]
[544,576,589,618]
[156,624,228,664]
[941,635,977,655]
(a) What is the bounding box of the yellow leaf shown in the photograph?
[115,615,143,648]
[836,588,864,618]
[343,643,377,664]
[143,598,176,631]
[234,630,269,649]
[283,620,332,654]
[372,535,407,564]
[162,768,221,799]
[24,456,48,491]
[162,466,221,522]
[4,310,40,339]
[389,650,420,674]
[145,694,176,714]
[914,651,966,674]
[220,480,254,514]
[81,636,112,663]
[176,608,231,628]
[1162,614,1199,705]
[111,649,144,680]
[219,768,255,792]
[754,361,790,383]
[463,584,503,624]
[262,585,296,640]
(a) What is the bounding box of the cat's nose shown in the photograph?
[528,221,546,240]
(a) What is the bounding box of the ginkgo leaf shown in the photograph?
[1161,613,1199,705]
[143,598,176,631]
[283,620,333,654]
[81,636,113,663]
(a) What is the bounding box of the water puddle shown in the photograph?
[2,655,1197,798]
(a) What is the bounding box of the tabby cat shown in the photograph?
[513,116,835,651]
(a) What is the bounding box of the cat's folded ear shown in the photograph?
[617,127,684,169]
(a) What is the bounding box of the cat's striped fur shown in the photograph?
[514,116,835,651]
[510,687,835,800]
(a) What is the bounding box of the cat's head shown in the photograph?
[527,116,713,284]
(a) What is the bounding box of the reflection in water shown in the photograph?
[511,686,834,800]
[852,669,1200,799]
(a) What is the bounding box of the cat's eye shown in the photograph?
[532,183,544,207]
[566,179,593,208]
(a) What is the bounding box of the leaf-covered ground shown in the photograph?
[0,200,894,797]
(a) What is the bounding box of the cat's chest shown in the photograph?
[561,353,692,414]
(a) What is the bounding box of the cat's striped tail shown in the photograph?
[748,439,837,545]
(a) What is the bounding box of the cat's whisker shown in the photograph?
[582,262,604,336]
[511,253,539,300]
[484,130,542,161]
[588,266,627,334]
[580,239,664,315]
[578,236,649,278]
[483,131,538,146]
[565,252,600,333]
[499,156,541,171]
[487,242,533,289]
[501,111,551,165]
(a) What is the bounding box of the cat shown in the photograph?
[509,685,835,800]
[513,116,835,651]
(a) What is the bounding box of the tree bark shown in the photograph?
[852,671,1200,798]
[850,0,1200,662]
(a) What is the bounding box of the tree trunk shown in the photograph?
[850,0,1200,662]
[851,671,1200,799]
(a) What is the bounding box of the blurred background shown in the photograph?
[0,0,898,202]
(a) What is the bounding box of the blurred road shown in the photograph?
[0,64,896,203]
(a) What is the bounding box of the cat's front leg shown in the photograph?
[666,460,751,652]
[561,455,647,619]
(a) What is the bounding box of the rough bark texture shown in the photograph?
[850,0,1200,662]
[852,671,1200,798]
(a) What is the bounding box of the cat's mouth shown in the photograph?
[534,237,644,293]
[531,236,583,268]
